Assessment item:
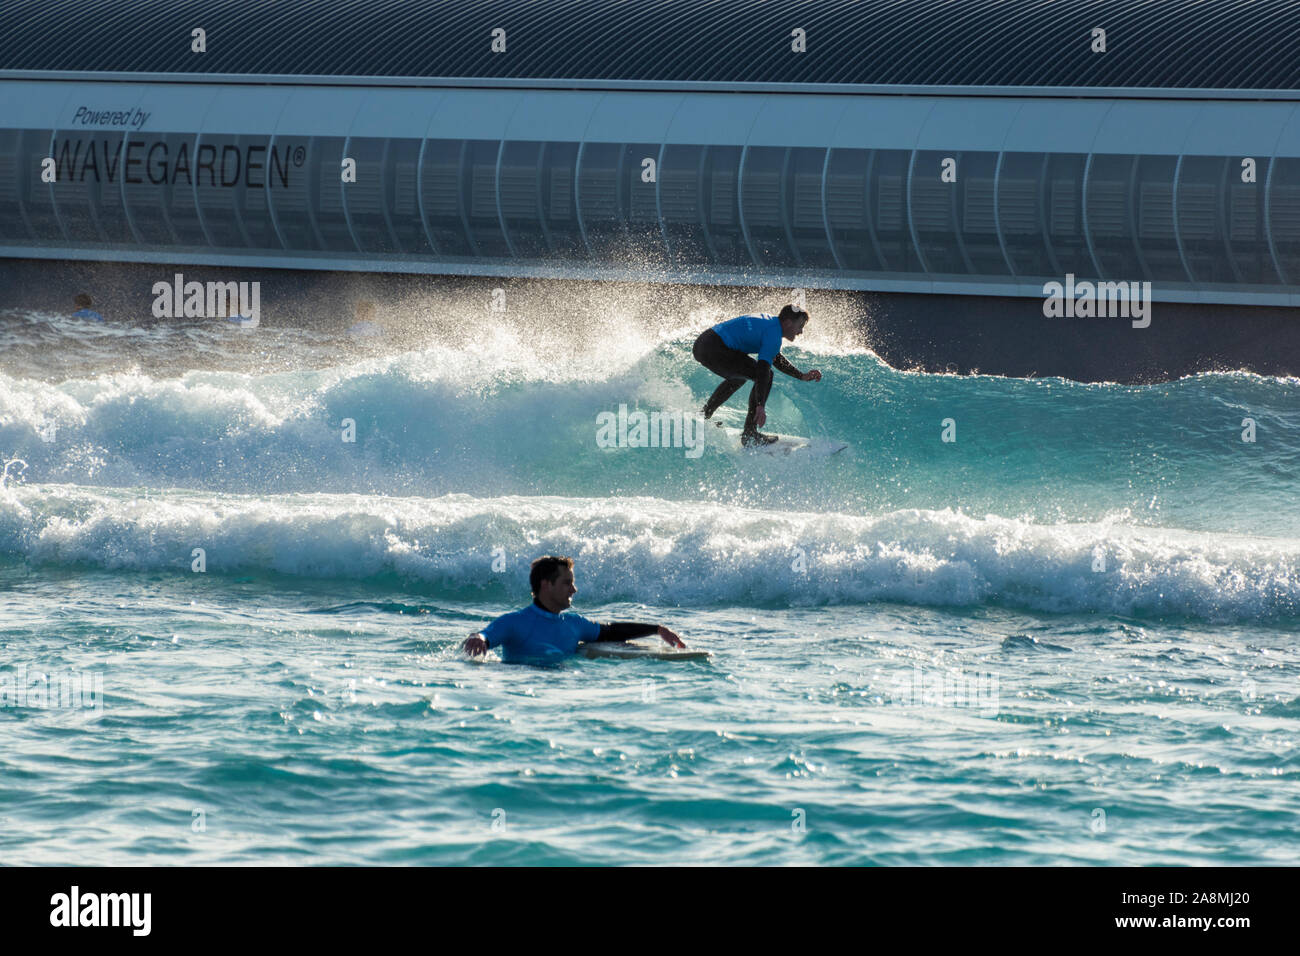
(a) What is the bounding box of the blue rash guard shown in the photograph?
[480,602,602,664]
[71,308,104,322]
[712,313,783,364]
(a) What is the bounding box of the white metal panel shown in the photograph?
[0,81,78,128]
[586,92,683,141]
[1090,101,1203,155]
[1181,101,1296,156]
[664,93,764,145]
[349,88,447,138]
[829,97,935,150]
[916,99,1019,151]
[423,89,527,139]
[747,95,851,147]
[274,86,371,137]
[113,83,222,134]
[198,87,294,135]
[1268,104,1300,158]
[503,91,610,141]
[1002,99,1112,153]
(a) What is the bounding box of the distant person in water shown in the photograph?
[70,293,103,323]
[693,304,821,447]
[215,300,256,328]
[348,300,384,338]
[462,555,686,664]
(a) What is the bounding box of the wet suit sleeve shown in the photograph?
[596,622,659,641]
[773,353,802,378]
[753,361,774,406]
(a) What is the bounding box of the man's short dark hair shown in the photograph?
[779,304,808,324]
[74,293,92,308]
[530,555,574,595]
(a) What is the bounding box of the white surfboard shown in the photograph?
[719,425,848,457]
[579,641,711,661]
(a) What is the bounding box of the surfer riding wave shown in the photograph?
[693,305,822,447]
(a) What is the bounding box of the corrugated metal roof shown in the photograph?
[1,0,1298,91]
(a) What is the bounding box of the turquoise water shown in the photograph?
[1,300,1298,864]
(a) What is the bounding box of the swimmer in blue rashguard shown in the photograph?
[70,293,104,323]
[462,555,686,664]
[693,304,821,447]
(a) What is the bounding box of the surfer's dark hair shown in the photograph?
[530,555,574,594]
[74,293,93,308]
[779,304,807,324]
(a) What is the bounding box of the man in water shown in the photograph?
[70,293,103,323]
[693,304,822,446]
[348,300,384,338]
[462,555,686,664]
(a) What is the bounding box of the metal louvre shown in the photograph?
[1178,183,1218,242]
[13,130,1299,289]
[1088,182,1128,239]
[962,179,997,235]
[998,179,1038,236]
[1049,180,1078,236]
[1230,184,1259,242]
[1139,182,1176,240]
[660,167,698,222]
[4,82,1300,303]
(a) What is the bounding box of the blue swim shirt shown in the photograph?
[480,602,601,664]
[712,313,782,364]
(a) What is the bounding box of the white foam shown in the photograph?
[1,486,1295,622]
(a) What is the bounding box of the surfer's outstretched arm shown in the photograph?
[774,353,821,381]
[773,354,802,378]
[595,622,686,647]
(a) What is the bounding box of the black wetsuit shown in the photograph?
[693,328,803,436]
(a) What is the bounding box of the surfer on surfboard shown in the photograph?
[693,305,822,447]
[462,555,686,664]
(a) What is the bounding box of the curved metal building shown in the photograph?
[3,0,1300,305]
